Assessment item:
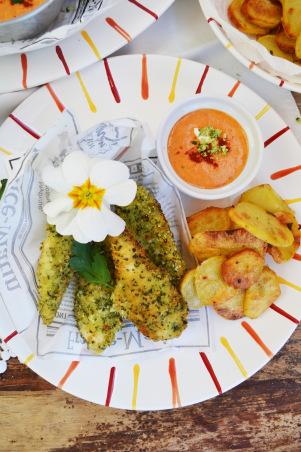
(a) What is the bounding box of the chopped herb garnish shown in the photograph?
[191,126,230,161]
[70,241,112,287]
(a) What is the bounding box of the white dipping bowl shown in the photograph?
[157,96,264,200]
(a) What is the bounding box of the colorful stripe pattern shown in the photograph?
[199,352,222,395]
[104,58,121,103]
[220,337,248,378]
[58,361,80,389]
[195,65,210,94]
[9,114,41,140]
[168,58,182,103]
[241,321,272,357]
[128,0,158,20]
[132,364,140,410]
[105,366,116,407]
[105,17,132,43]
[169,358,181,408]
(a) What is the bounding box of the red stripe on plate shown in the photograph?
[293,253,301,261]
[56,46,70,76]
[199,352,222,395]
[104,58,121,103]
[9,114,41,140]
[195,65,210,94]
[21,53,27,89]
[208,17,222,27]
[264,126,290,148]
[270,304,299,324]
[105,366,116,407]
[128,0,158,20]
[3,330,18,344]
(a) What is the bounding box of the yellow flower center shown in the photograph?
[68,178,106,209]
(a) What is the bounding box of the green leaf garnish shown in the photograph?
[0,179,7,200]
[70,241,112,286]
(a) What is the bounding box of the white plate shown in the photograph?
[0,55,300,410]
[0,0,174,94]
[199,0,301,94]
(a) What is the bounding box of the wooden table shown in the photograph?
[0,95,300,452]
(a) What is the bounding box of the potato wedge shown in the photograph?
[242,0,282,29]
[296,31,301,59]
[240,184,292,214]
[229,202,294,247]
[257,34,294,61]
[228,0,271,35]
[244,267,281,318]
[194,256,238,306]
[189,228,267,262]
[187,207,232,236]
[276,30,296,54]
[268,210,300,263]
[213,290,244,320]
[180,269,201,309]
[282,0,301,39]
[221,249,264,289]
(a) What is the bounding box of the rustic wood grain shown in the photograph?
[0,94,300,452]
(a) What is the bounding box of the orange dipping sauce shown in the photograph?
[168,109,249,189]
[0,0,45,22]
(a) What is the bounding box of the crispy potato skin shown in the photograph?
[189,228,267,262]
[243,0,282,28]
[116,185,186,285]
[229,202,294,247]
[228,0,271,35]
[194,256,241,307]
[244,267,281,318]
[257,34,295,61]
[74,276,122,354]
[108,230,188,341]
[276,30,296,54]
[213,290,244,320]
[187,207,232,236]
[221,249,264,289]
[36,224,73,325]
[268,210,300,263]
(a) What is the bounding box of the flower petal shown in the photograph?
[90,160,129,189]
[43,196,73,218]
[104,180,137,206]
[77,208,109,242]
[54,211,91,243]
[62,151,90,187]
[102,205,126,237]
[42,165,71,194]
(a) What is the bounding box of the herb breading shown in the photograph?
[116,185,186,285]
[108,230,188,341]
[74,276,122,354]
[36,224,73,325]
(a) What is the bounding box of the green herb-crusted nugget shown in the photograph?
[116,185,186,285]
[74,276,122,354]
[36,224,73,325]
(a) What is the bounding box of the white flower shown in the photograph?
[42,151,137,243]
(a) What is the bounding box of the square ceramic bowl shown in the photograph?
[156,96,264,200]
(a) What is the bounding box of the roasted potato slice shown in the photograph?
[187,207,232,236]
[189,228,267,262]
[240,184,292,214]
[229,202,294,247]
[228,0,271,35]
[221,249,264,289]
[268,210,300,263]
[213,290,244,320]
[282,0,301,39]
[242,0,282,29]
[257,34,294,61]
[180,269,201,309]
[244,267,281,318]
[276,30,296,54]
[194,256,240,306]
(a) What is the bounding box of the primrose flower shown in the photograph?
[42,151,137,243]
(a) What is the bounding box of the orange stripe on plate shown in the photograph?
[58,361,80,389]
[105,17,132,43]
[46,83,65,112]
[228,80,240,97]
[241,321,272,357]
[141,54,149,100]
[168,357,181,408]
